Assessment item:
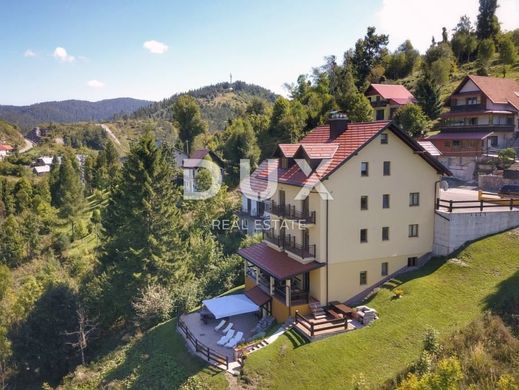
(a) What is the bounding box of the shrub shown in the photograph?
[423,327,440,354]
[393,288,404,298]
[498,148,516,169]
[132,284,173,328]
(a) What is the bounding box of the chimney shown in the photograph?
[328,111,350,139]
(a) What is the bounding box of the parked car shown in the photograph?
[498,185,519,197]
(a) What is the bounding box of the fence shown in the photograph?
[177,318,229,369]
[436,196,519,212]
[294,310,349,337]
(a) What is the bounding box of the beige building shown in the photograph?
[239,115,450,322]
[365,83,416,121]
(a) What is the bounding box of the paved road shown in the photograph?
[100,124,121,146]
[19,138,34,153]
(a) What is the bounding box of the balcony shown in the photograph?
[263,230,316,260]
[268,201,316,224]
[370,99,389,108]
[449,103,484,112]
[438,123,515,132]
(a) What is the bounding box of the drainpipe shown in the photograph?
[326,198,329,305]
[433,178,442,256]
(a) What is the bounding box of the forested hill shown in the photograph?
[0,98,151,130]
[132,81,279,132]
[0,119,25,147]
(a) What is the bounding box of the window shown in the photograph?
[489,136,498,147]
[409,224,419,237]
[280,157,288,169]
[360,196,368,210]
[360,229,368,243]
[360,271,367,285]
[452,140,461,147]
[382,227,389,241]
[361,162,369,177]
[383,161,391,176]
[389,107,398,119]
[408,257,418,267]
[466,96,478,105]
[409,192,420,206]
[380,133,388,144]
[376,109,385,120]
[381,262,388,276]
[279,190,285,206]
[383,194,390,209]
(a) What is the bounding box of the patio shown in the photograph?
[180,310,261,360]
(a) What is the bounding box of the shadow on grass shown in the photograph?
[103,319,224,389]
[484,269,519,334]
[284,329,309,349]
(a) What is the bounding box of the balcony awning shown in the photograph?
[202,294,259,319]
[239,242,324,280]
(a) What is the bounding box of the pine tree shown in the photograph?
[171,95,208,151]
[14,177,33,214]
[98,133,185,324]
[0,215,25,267]
[415,71,443,120]
[476,0,500,41]
[335,64,374,122]
[56,155,84,219]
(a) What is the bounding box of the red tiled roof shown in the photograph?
[455,75,519,111]
[366,84,416,105]
[0,144,14,151]
[245,286,272,306]
[278,144,300,158]
[427,132,493,140]
[248,121,450,187]
[183,148,210,168]
[298,143,339,159]
[238,242,324,280]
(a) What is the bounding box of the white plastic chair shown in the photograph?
[217,329,235,346]
[214,319,226,332]
[225,331,243,348]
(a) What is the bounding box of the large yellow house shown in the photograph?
[239,115,450,322]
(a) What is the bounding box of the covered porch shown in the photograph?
[238,242,324,322]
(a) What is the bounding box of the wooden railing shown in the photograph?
[449,103,484,112]
[294,310,348,337]
[436,197,519,212]
[178,318,229,369]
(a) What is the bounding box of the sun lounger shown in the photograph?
[225,331,244,348]
[221,322,233,334]
[214,319,226,331]
[217,329,235,346]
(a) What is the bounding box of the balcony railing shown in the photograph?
[438,123,515,132]
[238,209,266,219]
[263,230,316,260]
[268,201,316,224]
[450,103,484,112]
[370,99,389,108]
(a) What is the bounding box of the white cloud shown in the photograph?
[87,80,105,88]
[143,40,168,54]
[53,47,75,62]
[376,0,519,53]
[24,49,36,58]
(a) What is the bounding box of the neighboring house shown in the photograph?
[33,165,51,176]
[182,149,225,193]
[430,75,519,154]
[35,156,54,166]
[0,144,14,160]
[239,114,450,322]
[365,83,416,121]
[26,127,49,144]
[426,75,519,181]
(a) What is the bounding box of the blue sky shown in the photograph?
[1,0,518,105]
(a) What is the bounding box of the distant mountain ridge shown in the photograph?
[132,81,279,132]
[0,98,152,130]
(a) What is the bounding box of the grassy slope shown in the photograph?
[59,320,228,390]
[242,230,519,389]
[0,119,24,147]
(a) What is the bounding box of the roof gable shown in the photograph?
[452,75,519,111]
[366,83,416,105]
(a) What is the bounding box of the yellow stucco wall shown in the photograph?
[261,128,441,306]
[244,275,256,291]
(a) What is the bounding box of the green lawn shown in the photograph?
[242,230,519,389]
[59,319,229,390]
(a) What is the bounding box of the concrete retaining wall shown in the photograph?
[433,210,519,255]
